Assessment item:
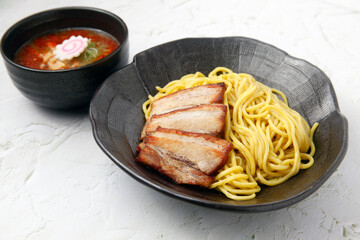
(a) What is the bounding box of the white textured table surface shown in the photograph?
[0,0,359,239]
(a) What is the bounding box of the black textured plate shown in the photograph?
[89,37,348,212]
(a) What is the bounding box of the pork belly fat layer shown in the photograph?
[145,127,232,175]
[142,104,227,138]
[149,83,226,117]
[137,146,214,187]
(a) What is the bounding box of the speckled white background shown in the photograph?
[0,0,359,239]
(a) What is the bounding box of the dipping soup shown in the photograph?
[14,28,119,70]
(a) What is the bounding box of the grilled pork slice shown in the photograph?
[149,83,226,117]
[141,104,227,139]
[138,146,214,187]
[137,127,233,187]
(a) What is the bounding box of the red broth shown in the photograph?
[14,28,119,70]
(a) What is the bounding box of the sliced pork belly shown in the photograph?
[149,82,226,117]
[141,104,227,139]
[137,127,232,187]
[138,146,214,187]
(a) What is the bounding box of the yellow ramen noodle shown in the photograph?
[142,67,318,201]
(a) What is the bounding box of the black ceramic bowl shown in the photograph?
[89,37,348,212]
[0,7,129,109]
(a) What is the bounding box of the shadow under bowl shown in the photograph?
[89,37,348,212]
[1,6,129,109]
